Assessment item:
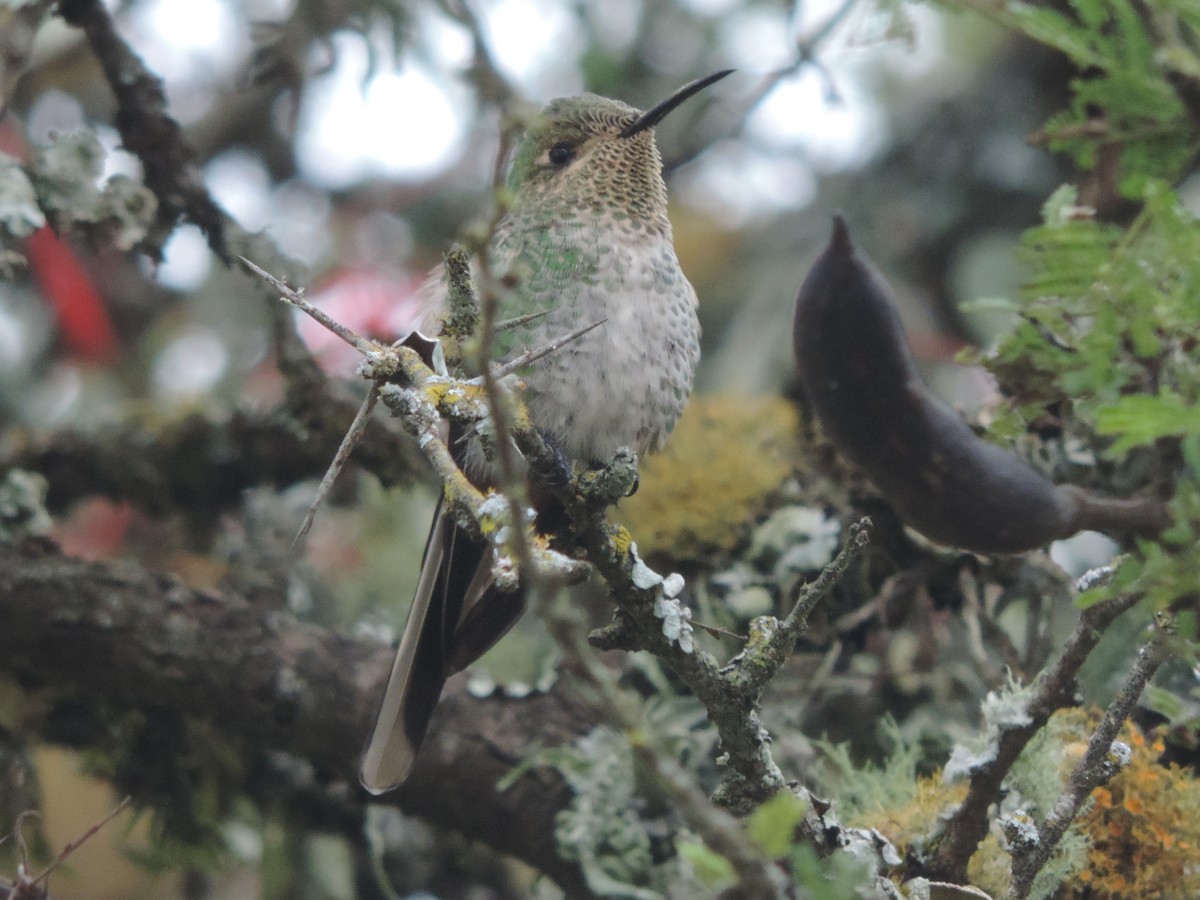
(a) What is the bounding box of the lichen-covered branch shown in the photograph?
[1,403,423,521]
[0,538,596,897]
[728,518,871,696]
[534,579,787,899]
[584,509,871,814]
[1003,624,1173,900]
[927,589,1141,882]
[41,0,429,536]
[576,506,786,808]
[57,0,228,261]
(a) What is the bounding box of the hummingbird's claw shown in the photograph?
[579,447,639,505]
[531,429,573,488]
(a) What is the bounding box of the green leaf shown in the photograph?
[677,840,735,887]
[747,791,809,857]
[1094,392,1200,453]
[1010,4,1103,66]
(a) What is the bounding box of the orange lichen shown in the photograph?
[1062,715,1200,899]
[856,707,1200,898]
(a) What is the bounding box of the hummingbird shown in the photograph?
[359,70,732,793]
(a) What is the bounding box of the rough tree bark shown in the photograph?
[0,538,596,897]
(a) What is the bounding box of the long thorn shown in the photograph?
[495,309,551,332]
[492,318,607,379]
[240,256,379,356]
[293,385,380,551]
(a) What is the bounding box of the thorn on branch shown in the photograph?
[496,309,551,332]
[239,256,381,357]
[292,385,378,550]
[492,318,607,379]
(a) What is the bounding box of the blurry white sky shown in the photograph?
[26,0,951,292]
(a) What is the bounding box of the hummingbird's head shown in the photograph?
[506,71,732,227]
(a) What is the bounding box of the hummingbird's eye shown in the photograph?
[548,143,575,167]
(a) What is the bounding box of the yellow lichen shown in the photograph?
[618,394,800,563]
[868,774,969,853]
[610,524,634,559]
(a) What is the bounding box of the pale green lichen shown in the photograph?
[513,726,712,899]
[26,130,156,251]
[0,151,45,237]
[0,150,46,276]
[0,468,52,541]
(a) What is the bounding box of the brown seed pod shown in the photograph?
[793,216,1166,554]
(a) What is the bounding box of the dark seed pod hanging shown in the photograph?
[793,216,1166,554]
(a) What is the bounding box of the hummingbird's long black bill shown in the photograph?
[619,68,734,138]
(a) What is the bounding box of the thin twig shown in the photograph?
[36,796,132,884]
[292,385,379,550]
[722,519,871,698]
[466,259,537,583]
[239,256,379,356]
[1004,624,1174,899]
[491,318,607,379]
[434,0,520,110]
[781,518,870,636]
[4,795,133,894]
[928,589,1142,882]
[431,0,537,591]
[683,0,856,169]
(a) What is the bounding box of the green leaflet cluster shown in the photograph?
[964,0,1200,623]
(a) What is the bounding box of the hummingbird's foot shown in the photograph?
[529,429,573,488]
[579,447,639,505]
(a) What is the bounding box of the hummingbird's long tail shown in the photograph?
[359,497,526,793]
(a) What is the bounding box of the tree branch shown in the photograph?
[1003,623,1173,900]
[2,403,424,522]
[57,0,229,262]
[0,537,595,896]
[927,588,1141,882]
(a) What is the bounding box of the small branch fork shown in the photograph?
[922,558,1180,899]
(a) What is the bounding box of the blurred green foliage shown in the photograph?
[946,1,1200,631]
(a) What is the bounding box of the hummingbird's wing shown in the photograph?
[359,460,528,793]
[360,256,534,793]
[359,500,472,793]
